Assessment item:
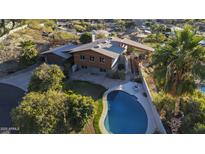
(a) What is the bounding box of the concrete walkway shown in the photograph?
[70,70,131,89]
[0,64,37,91]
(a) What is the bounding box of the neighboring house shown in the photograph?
[41,37,154,73]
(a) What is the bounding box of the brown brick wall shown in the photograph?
[73,50,115,69]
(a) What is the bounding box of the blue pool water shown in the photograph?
[200,86,205,93]
[105,90,148,134]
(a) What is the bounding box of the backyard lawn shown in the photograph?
[63,80,107,134]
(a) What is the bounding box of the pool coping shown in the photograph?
[99,89,110,134]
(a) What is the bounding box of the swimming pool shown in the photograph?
[200,86,205,93]
[104,90,148,134]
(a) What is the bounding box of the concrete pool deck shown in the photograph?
[99,81,165,134]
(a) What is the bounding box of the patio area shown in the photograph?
[70,70,132,89]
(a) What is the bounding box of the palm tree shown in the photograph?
[152,25,205,132]
[19,40,36,49]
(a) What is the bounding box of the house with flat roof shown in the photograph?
[41,37,154,73]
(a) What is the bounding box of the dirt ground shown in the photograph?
[0,28,50,78]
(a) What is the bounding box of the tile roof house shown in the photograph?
[41,37,154,73]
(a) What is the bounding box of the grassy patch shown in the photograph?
[63,80,106,133]
[64,80,106,100]
[93,99,103,134]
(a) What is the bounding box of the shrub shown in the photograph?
[153,91,205,134]
[63,62,71,78]
[179,91,205,133]
[42,26,53,33]
[51,31,79,42]
[44,19,56,29]
[110,32,117,37]
[26,20,43,30]
[80,32,92,44]
[19,40,38,66]
[118,70,126,80]
[73,24,86,32]
[96,32,107,39]
[192,123,205,133]
[134,75,143,83]
[144,33,166,43]
[96,24,106,30]
[118,63,125,70]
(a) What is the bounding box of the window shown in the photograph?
[80,55,85,60]
[99,68,106,72]
[90,56,95,62]
[100,57,105,63]
[81,65,87,69]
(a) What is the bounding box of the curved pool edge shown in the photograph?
[99,90,110,134]
[99,82,158,134]
[99,83,149,134]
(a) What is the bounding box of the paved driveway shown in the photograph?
[0,83,25,132]
[0,65,37,133]
[0,64,37,91]
[70,70,130,89]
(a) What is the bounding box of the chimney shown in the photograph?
[92,30,96,42]
[92,34,95,42]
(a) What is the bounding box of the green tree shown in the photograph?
[152,25,205,132]
[11,90,95,133]
[0,19,8,35]
[153,91,205,133]
[156,33,166,42]
[145,33,166,43]
[80,32,92,44]
[114,19,126,32]
[19,40,38,66]
[193,123,205,133]
[28,63,65,92]
[124,20,135,29]
[65,91,95,132]
[180,91,205,133]
[12,90,68,134]
[151,23,166,34]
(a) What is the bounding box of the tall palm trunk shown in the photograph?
[174,97,180,116]
[0,19,6,34]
